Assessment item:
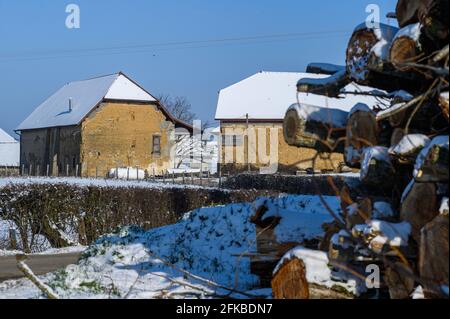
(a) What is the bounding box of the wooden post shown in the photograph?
[127,167,130,181]
[191,172,194,185]
[66,164,69,177]
[75,164,79,178]
[182,172,185,184]
[9,229,17,250]
[46,165,50,177]
[95,166,99,179]
[36,165,40,177]
[172,172,175,184]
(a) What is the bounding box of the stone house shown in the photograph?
[16,72,192,177]
[215,71,387,175]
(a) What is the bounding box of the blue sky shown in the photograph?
[0,0,397,137]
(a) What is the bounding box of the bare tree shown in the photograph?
[158,94,213,129]
[157,94,196,124]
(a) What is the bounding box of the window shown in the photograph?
[222,135,243,147]
[152,135,161,155]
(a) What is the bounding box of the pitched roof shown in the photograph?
[0,128,20,167]
[0,128,17,143]
[215,71,390,121]
[17,72,192,131]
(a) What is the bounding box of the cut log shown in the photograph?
[345,104,378,168]
[305,63,346,76]
[396,0,431,28]
[385,262,416,299]
[419,214,449,299]
[297,70,349,97]
[401,182,438,243]
[389,134,430,164]
[360,147,395,187]
[346,24,397,85]
[272,257,310,299]
[346,23,425,92]
[396,0,449,51]
[389,23,423,71]
[419,0,450,52]
[283,104,348,153]
[414,136,449,183]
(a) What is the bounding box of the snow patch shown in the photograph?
[389,134,430,157]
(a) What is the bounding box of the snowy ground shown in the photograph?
[0,194,345,299]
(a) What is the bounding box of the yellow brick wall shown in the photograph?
[220,122,344,174]
[81,101,175,177]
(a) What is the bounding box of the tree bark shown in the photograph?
[385,262,416,299]
[401,182,438,243]
[396,0,433,27]
[419,214,449,299]
[415,143,449,183]
[419,0,450,52]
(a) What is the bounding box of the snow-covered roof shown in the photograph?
[16,72,162,131]
[215,71,390,121]
[0,128,17,143]
[0,128,20,167]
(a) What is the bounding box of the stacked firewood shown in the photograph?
[273,0,449,299]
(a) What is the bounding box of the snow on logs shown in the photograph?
[346,23,403,91]
[413,136,449,183]
[272,247,360,299]
[283,104,348,153]
[360,147,395,187]
[389,23,423,71]
[305,63,346,76]
[297,70,349,98]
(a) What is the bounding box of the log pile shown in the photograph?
[275,0,449,299]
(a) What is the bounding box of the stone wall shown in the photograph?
[81,101,176,177]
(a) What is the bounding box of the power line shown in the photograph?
[0,29,351,63]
